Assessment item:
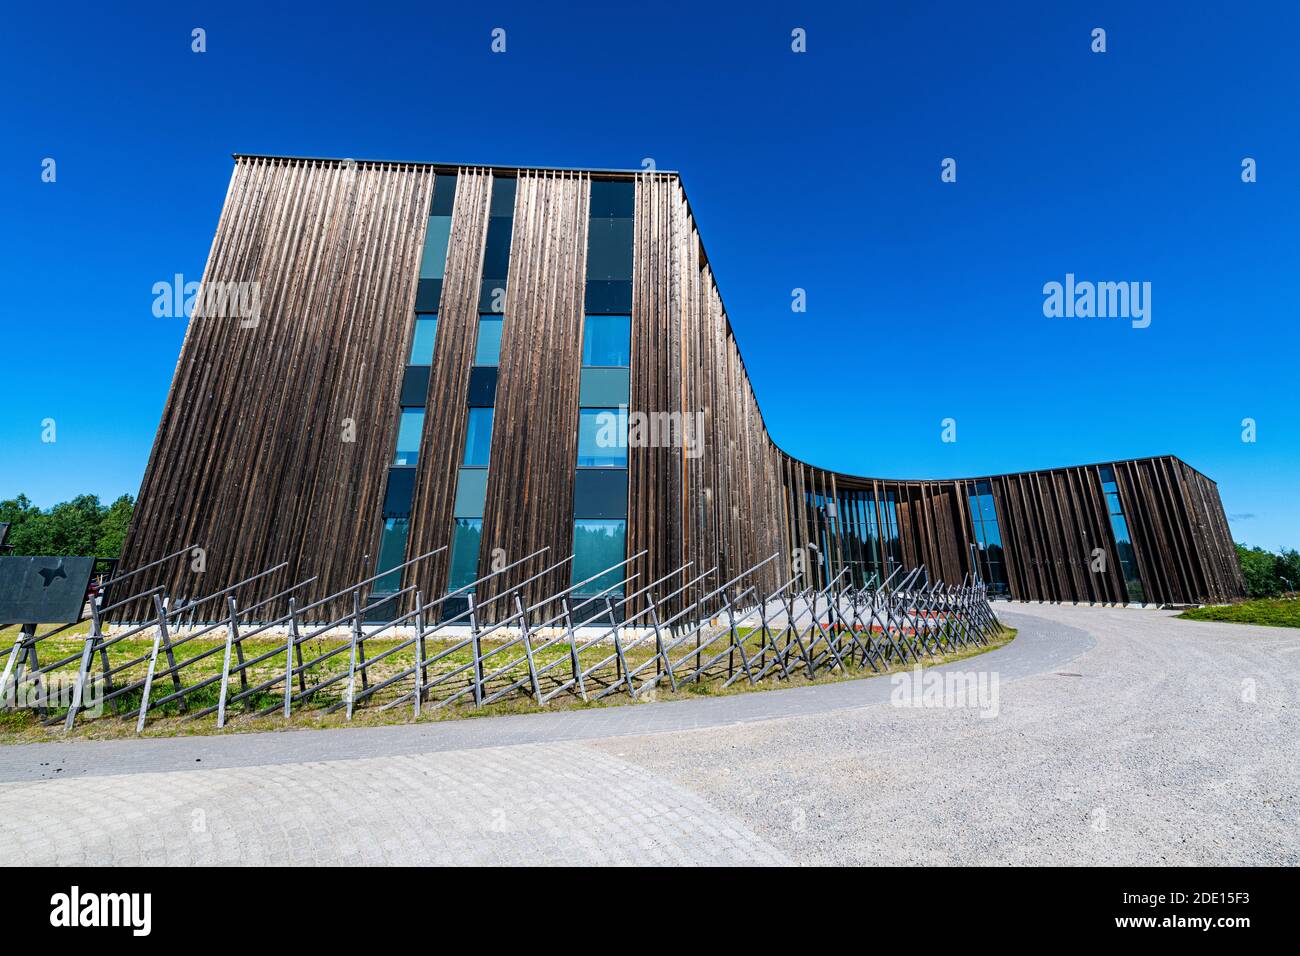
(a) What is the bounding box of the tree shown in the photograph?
[0,493,134,557]
[96,495,135,557]
[1236,543,1284,598]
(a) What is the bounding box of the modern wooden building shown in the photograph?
[116,156,1245,620]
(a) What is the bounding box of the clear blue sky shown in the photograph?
[2,1,1296,549]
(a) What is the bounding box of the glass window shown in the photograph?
[466,367,498,407]
[577,408,627,467]
[589,181,634,219]
[453,467,489,519]
[490,178,517,217]
[582,315,631,366]
[447,518,483,592]
[419,217,453,280]
[571,519,626,596]
[394,408,424,465]
[579,367,630,407]
[463,407,494,466]
[475,315,503,366]
[584,280,633,314]
[382,467,415,517]
[586,218,634,281]
[573,469,628,520]
[408,316,437,365]
[481,223,513,281]
[373,518,409,593]
[430,174,457,217]
[400,365,431,406]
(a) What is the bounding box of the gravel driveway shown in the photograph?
[591,603,1300,865]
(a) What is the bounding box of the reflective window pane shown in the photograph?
[577,408,627,467]
[447,518,483,592]
[400,365,430,405]
[419,217,453,280]
[408,316,437,365]
[490,178,517,217]
[573,469,628,520]
[382,467,415,517]
[475,316,503,366]
[394,408,424,465]
[571,519,626,595]
[582,315,631,367]
[453,467,488,519]
[463,407,494,466]
[373,518,409,593]
[430,174,458,217]
[467,366,498,407]
[579,367,630,407]
[481,222,513,281]
[586,218,634,281]
[589,181,634,219]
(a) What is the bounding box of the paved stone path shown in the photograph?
[2,743,787,866]
[1,604,1295,865]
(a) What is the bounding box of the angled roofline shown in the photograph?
[226,153,1218,489]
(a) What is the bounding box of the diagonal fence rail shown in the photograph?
[0,547,1003,735]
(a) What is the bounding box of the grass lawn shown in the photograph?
[1177,598,1300,628]
[0,618,1015,744]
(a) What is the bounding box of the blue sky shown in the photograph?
[2,1,1297,549]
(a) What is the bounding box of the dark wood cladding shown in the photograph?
[474,171,590,613]
[117,156,433,620]
[787,456,1244,605]
[119,157,1244,619]
[628,175,786,616]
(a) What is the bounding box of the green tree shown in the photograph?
[95,495,135,557]
[1236,543,1283,598]
[1275,548,1300,594]
[0,493,134,557]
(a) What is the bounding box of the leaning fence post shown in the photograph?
[513,593,542,705]
[136,594,169,734]
[605,596,634,697]
[1,626,28,712]
[647,592,677,693]
[157,596,185,712]
[562,598,587,701]
[468,593,484,707]
[283,597,299,720]
[217,597,239,729]
[346,592,361,720]
[64,595,103,733]
[413,590,424,719]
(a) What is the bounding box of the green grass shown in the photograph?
[1177,598,1300,628]
[0,620,1015,744]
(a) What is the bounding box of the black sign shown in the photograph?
[0,556,95,626]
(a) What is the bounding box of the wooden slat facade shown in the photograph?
[117,157,434,620]
[118,156,1245,620]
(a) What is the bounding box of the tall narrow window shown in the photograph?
[393,408,425,466]
[371,173,458,606]
[967,480,1008,593]
[1099,466,1145,603]
[444,175,515,607]
[571,179,634,604]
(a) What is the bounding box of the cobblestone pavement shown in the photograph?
[0,742,788,865]
[3,604,1292,865]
